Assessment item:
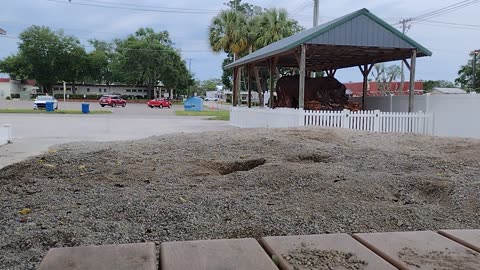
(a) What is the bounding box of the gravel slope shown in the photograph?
[1,127,480,269]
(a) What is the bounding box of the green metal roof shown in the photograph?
[225,8,432,69]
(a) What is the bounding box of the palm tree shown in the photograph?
[208,10,249,61]
[209,10,249,106]
[254,8,300,50]
[248,8,302,106]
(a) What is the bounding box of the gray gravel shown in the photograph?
[1,127,480,269]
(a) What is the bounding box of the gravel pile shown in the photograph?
[1,127,480,269]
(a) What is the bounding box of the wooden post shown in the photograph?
[269,59,274,108]
[269,57,279,108]
[247,65,252,108]
[233,67,238,106]
[408,49,417,112]
[359,64,374,110]
[361,64,368,110]
[299,44,306,109]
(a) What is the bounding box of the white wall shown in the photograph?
[361,94,480,138]
[0,124,13,145]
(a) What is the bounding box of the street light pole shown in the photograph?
[473,50,479,92]
[313,0,319,27]
[63,81,66,103]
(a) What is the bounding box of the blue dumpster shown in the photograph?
[45,102,54,112]
[82,103,90,114]
[184,97,203,111]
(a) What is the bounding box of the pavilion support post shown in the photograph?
[359,64,374,110]
[408,49,417,112]
[232,67,238,106]
[362,65,368,110]
[299,44,306,109]
[247,65,252,108]
[269,59,275,108]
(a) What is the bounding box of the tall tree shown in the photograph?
[456,51,480,91]
[209,10,249,61]
[56,35,88,94]
[87,39,115,84]
[253,8,303,50]
[9,26,63,93]
[224,0,262,18]
[0,26,90,94]
[249,8,304,106]
[114,28,192,98]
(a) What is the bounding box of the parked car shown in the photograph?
[204,97,219,101]
[99,95,126,107]
[147,98,172,108]
[33,95,58,110]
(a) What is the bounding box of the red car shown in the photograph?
[99,95,126,107]
[147,98,172,108]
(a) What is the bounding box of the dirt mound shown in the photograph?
[1,127,480,269]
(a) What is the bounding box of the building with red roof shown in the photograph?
[344,81,424,97]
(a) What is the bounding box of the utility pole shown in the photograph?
[187,58,192,97]
[473,50,479,92]
[313,0,319,27]
[399,19,411,95]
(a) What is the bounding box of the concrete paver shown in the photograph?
[353,231,480,270]
[439,229,480,253]
[37,242,156,270]
[261,233,397,270]
[160,238,278,270]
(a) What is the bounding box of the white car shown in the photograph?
[204,97,219,101]
[33,96,58,110]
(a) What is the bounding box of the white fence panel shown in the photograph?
[303,109,432,135]
[230,107,432,135]
[230,107,302,128]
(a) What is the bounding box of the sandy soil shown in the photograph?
[1,127,480,269]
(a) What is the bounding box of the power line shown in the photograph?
[46,0,218,14]
[416,22,480,30]
[76,0,220,12]
[422,20,480,28]
[412,0,479,21]
[393,0,479,27]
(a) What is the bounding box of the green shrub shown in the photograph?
[6,96,11,100]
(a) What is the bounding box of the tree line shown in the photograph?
[0,26,194,98]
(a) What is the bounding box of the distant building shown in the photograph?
[0,78,38,99]
[344,81,424,97]
[50,83,169,98]
[431,87,466,95]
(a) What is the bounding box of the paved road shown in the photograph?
[0,101,234,168]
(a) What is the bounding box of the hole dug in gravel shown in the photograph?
[199,158,267,175]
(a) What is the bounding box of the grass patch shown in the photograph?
[0,109,112,114]
[175,110,229,121]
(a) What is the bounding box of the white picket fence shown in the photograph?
[304,109,433,135]
[231,107,433,135]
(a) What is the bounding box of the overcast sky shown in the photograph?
[0,0,479,83]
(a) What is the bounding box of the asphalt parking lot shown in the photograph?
[0,100,233,168]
